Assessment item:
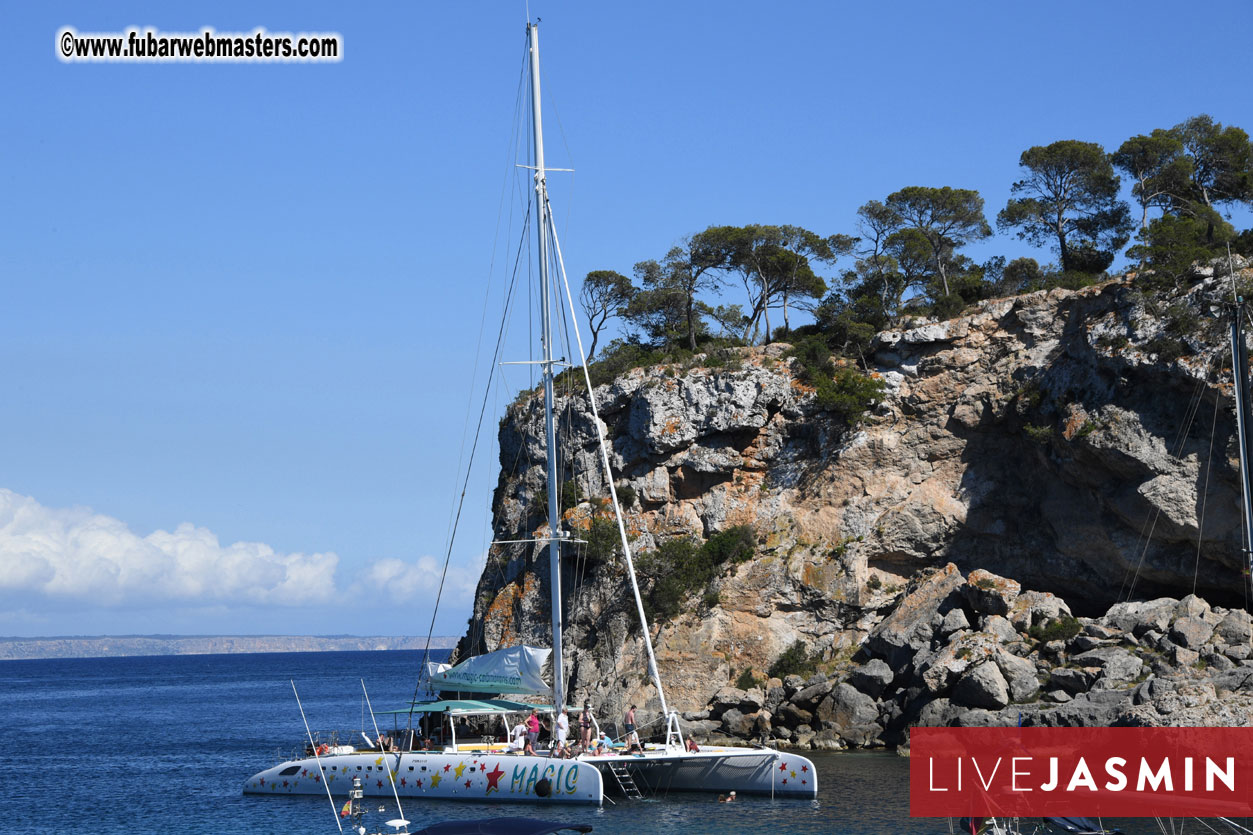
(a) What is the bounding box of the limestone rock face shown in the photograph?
[953,662,1010,709]
[1169,616,1215,649]
[848,659,894,698]
[963,570,1021,617]
[458,271,1253,744]
[866,565,964,671]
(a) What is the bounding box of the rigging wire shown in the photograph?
[440,35,531,560]
[544,191,674,719]
[408,205,534,718]
[432,38,530,666]
[542,68,577,249]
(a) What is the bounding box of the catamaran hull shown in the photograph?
[243,751,603,805]
[590,747,817,798]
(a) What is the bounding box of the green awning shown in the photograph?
[377,699,552,716]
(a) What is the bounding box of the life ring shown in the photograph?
[317,743,329,756]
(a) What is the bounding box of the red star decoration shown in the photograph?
[801,765,808,772]
[443,764,451,772]
[314,775,321,783]
[400,778,407,787]
[259,778,265,785]
[782,778,788,784]
[778,762,787,772]
[464,780,472,789]
[282,780,289,787]
[302,769,308,777]
[376,780,383,788]
[485,762,506,794]
[802,779,807,784]
[416,779,423,788]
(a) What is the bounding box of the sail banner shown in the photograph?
[429,646,550,695]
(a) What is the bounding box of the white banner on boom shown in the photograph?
[429,646,551,695]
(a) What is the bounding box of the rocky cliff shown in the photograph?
[459,264,1253,746]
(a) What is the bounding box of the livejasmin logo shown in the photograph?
[910,727,1253,817]
[928,751,1234,793]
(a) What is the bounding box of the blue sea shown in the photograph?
[0,650,1173,834]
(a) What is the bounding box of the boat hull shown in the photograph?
[588,746,817,798]
[243,751,603,805]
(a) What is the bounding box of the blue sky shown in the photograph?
[2,1,1251,638]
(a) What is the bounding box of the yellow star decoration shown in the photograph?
[375,756,385,767]
[430,773,442,788]
[454,762,466,779]
[789,770,797,778]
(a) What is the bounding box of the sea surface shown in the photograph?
[0,650,1194,834]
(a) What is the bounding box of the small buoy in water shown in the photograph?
[534,777,552,798]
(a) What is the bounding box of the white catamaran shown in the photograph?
[244,21,816,807]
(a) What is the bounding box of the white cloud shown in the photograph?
[0,488,487,624]
[0,483,491,621]
[352,547,485,606]
[0,488,338,607]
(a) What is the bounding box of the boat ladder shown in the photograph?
[606,762,643,799]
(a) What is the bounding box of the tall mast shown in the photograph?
[1230,299,1253,587]
[528,22,565,717]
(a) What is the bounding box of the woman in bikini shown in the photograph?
[579,701,593,748]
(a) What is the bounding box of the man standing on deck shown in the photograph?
[624,704,638,747]
[555,708,569,748]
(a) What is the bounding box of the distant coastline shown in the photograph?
[0,635,459,661]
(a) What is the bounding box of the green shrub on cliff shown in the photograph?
[581,516,625,565]
[786,336,885,426]
[767,640,819,679]
[702,525,756,566]
[639,525,758,623]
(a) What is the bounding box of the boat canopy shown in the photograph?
[428,646,550,696]
[377,698,549,716]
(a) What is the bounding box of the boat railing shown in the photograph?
[662,711,686,753]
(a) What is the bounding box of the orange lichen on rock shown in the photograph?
[790,379,816,394]
[1061,409,1089,441]
[485,583,522,646]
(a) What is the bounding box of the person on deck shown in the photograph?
[579,702,593,748]
[526,708,540,747]
[511,720,528,752]
[555,708,569,748]
[624,704,638,747]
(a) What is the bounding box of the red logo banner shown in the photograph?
[910,727,1253,817]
